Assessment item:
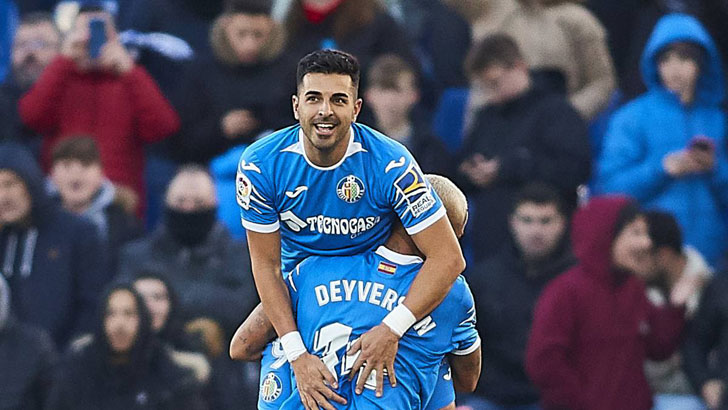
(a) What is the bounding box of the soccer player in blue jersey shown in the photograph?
[281,174,481,409]
[235,50,465,409]
[231,175,480,410]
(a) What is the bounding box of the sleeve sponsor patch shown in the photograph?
[236,170,252,210]
[394,162,436,217]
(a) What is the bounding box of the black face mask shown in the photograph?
[164,207,218,247]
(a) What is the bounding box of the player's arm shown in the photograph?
[405,217,466,318]
[248,231,347,410]
[229,303,275,361]
[448,348,482,393]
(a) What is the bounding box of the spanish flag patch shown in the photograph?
[377,261,397,275]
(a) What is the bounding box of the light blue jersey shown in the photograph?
[280,246,480,409]
[236,123,446,275]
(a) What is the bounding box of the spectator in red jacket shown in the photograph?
[526,196,686,410]
[18,4,180,215]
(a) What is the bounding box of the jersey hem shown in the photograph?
[242,218,280,233]
[451,335,481,356]
[405,206,447,235]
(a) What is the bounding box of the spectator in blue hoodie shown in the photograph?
[596,14,728,267]
[0,143,107,347]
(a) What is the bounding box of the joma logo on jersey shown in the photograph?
[280,211,381,238]
[336,175,365,203]
[394,163,436,217]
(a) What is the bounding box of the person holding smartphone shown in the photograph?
[596,14,728,267]
[18,2,180,218]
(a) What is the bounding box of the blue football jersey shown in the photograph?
[280,246,480,409]
[236,123,447,275]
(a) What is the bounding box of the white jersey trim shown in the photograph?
[281,128,366,171]
[404,206,447,235]
[375,246,424,265]
[242,218,280,233]
[451,335,481,356]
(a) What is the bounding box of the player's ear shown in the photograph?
[292,94,300,120]
[352,98,363,121]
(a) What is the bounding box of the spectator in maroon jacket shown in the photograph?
[526,196,687,410]
[18,4,180,215]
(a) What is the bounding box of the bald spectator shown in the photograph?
[18,4,180,215]
[118,165,257,336]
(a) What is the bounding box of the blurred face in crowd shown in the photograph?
[134,278,170,333]
[612,215,653,275]
[12,20,60,87]
[293,73,362,163]
[476,61,530,104]
[165,171,217,213]
[224,13,274,65]
[365,72,419,123]
[658,45,700,102]
[0,170,32,225]
[510,202,566,261]
[50,159,104,213]
[104,290,140,354]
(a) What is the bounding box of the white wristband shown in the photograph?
[382,304,417,338]
[280,331,307,363]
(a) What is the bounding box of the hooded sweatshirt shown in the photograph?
[596,14,728,266]
[525,196,685,410]
[0,143,108,347]
[0,271,57,410]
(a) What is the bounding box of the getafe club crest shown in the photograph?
[260,372,283,402]
[336,175,365,203]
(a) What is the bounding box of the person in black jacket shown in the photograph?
[0,12,60,157]
[118,165,258,337]
[49,137,143,273]
[456,34,591,262]
[0,142,107,348]
[47,283,206,410]
[174,0,296,164]
[363,53,451,176]
[462,183,574,409]
[0,273,57,410]
[683,273,728,409]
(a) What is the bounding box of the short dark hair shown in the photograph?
[465,33,524,75]
[512,183,566,216]
[51,136,101,166]
[296,49,360,91]
[657,41,706,67]
[366,54,416,90]
[645,210,683,254]
[224,0,272,15]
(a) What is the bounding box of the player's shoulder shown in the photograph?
[354,123,412,161]
[241,125,301,163]
[444,275,474,309]
[293,253,369,282]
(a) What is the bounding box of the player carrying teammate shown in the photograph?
[236,50,465,409]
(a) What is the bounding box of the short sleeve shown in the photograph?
[451,280,481,355]
[237,149,279,233]
[381,150,446,235]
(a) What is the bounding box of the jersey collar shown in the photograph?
[375,246,424,266]
[281,127,367,171]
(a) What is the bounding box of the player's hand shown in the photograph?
[347,323,399,397]
[290,352,347,410]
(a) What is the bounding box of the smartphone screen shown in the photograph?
[88,18,106,60]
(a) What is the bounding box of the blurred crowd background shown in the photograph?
[2,0,728,409]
